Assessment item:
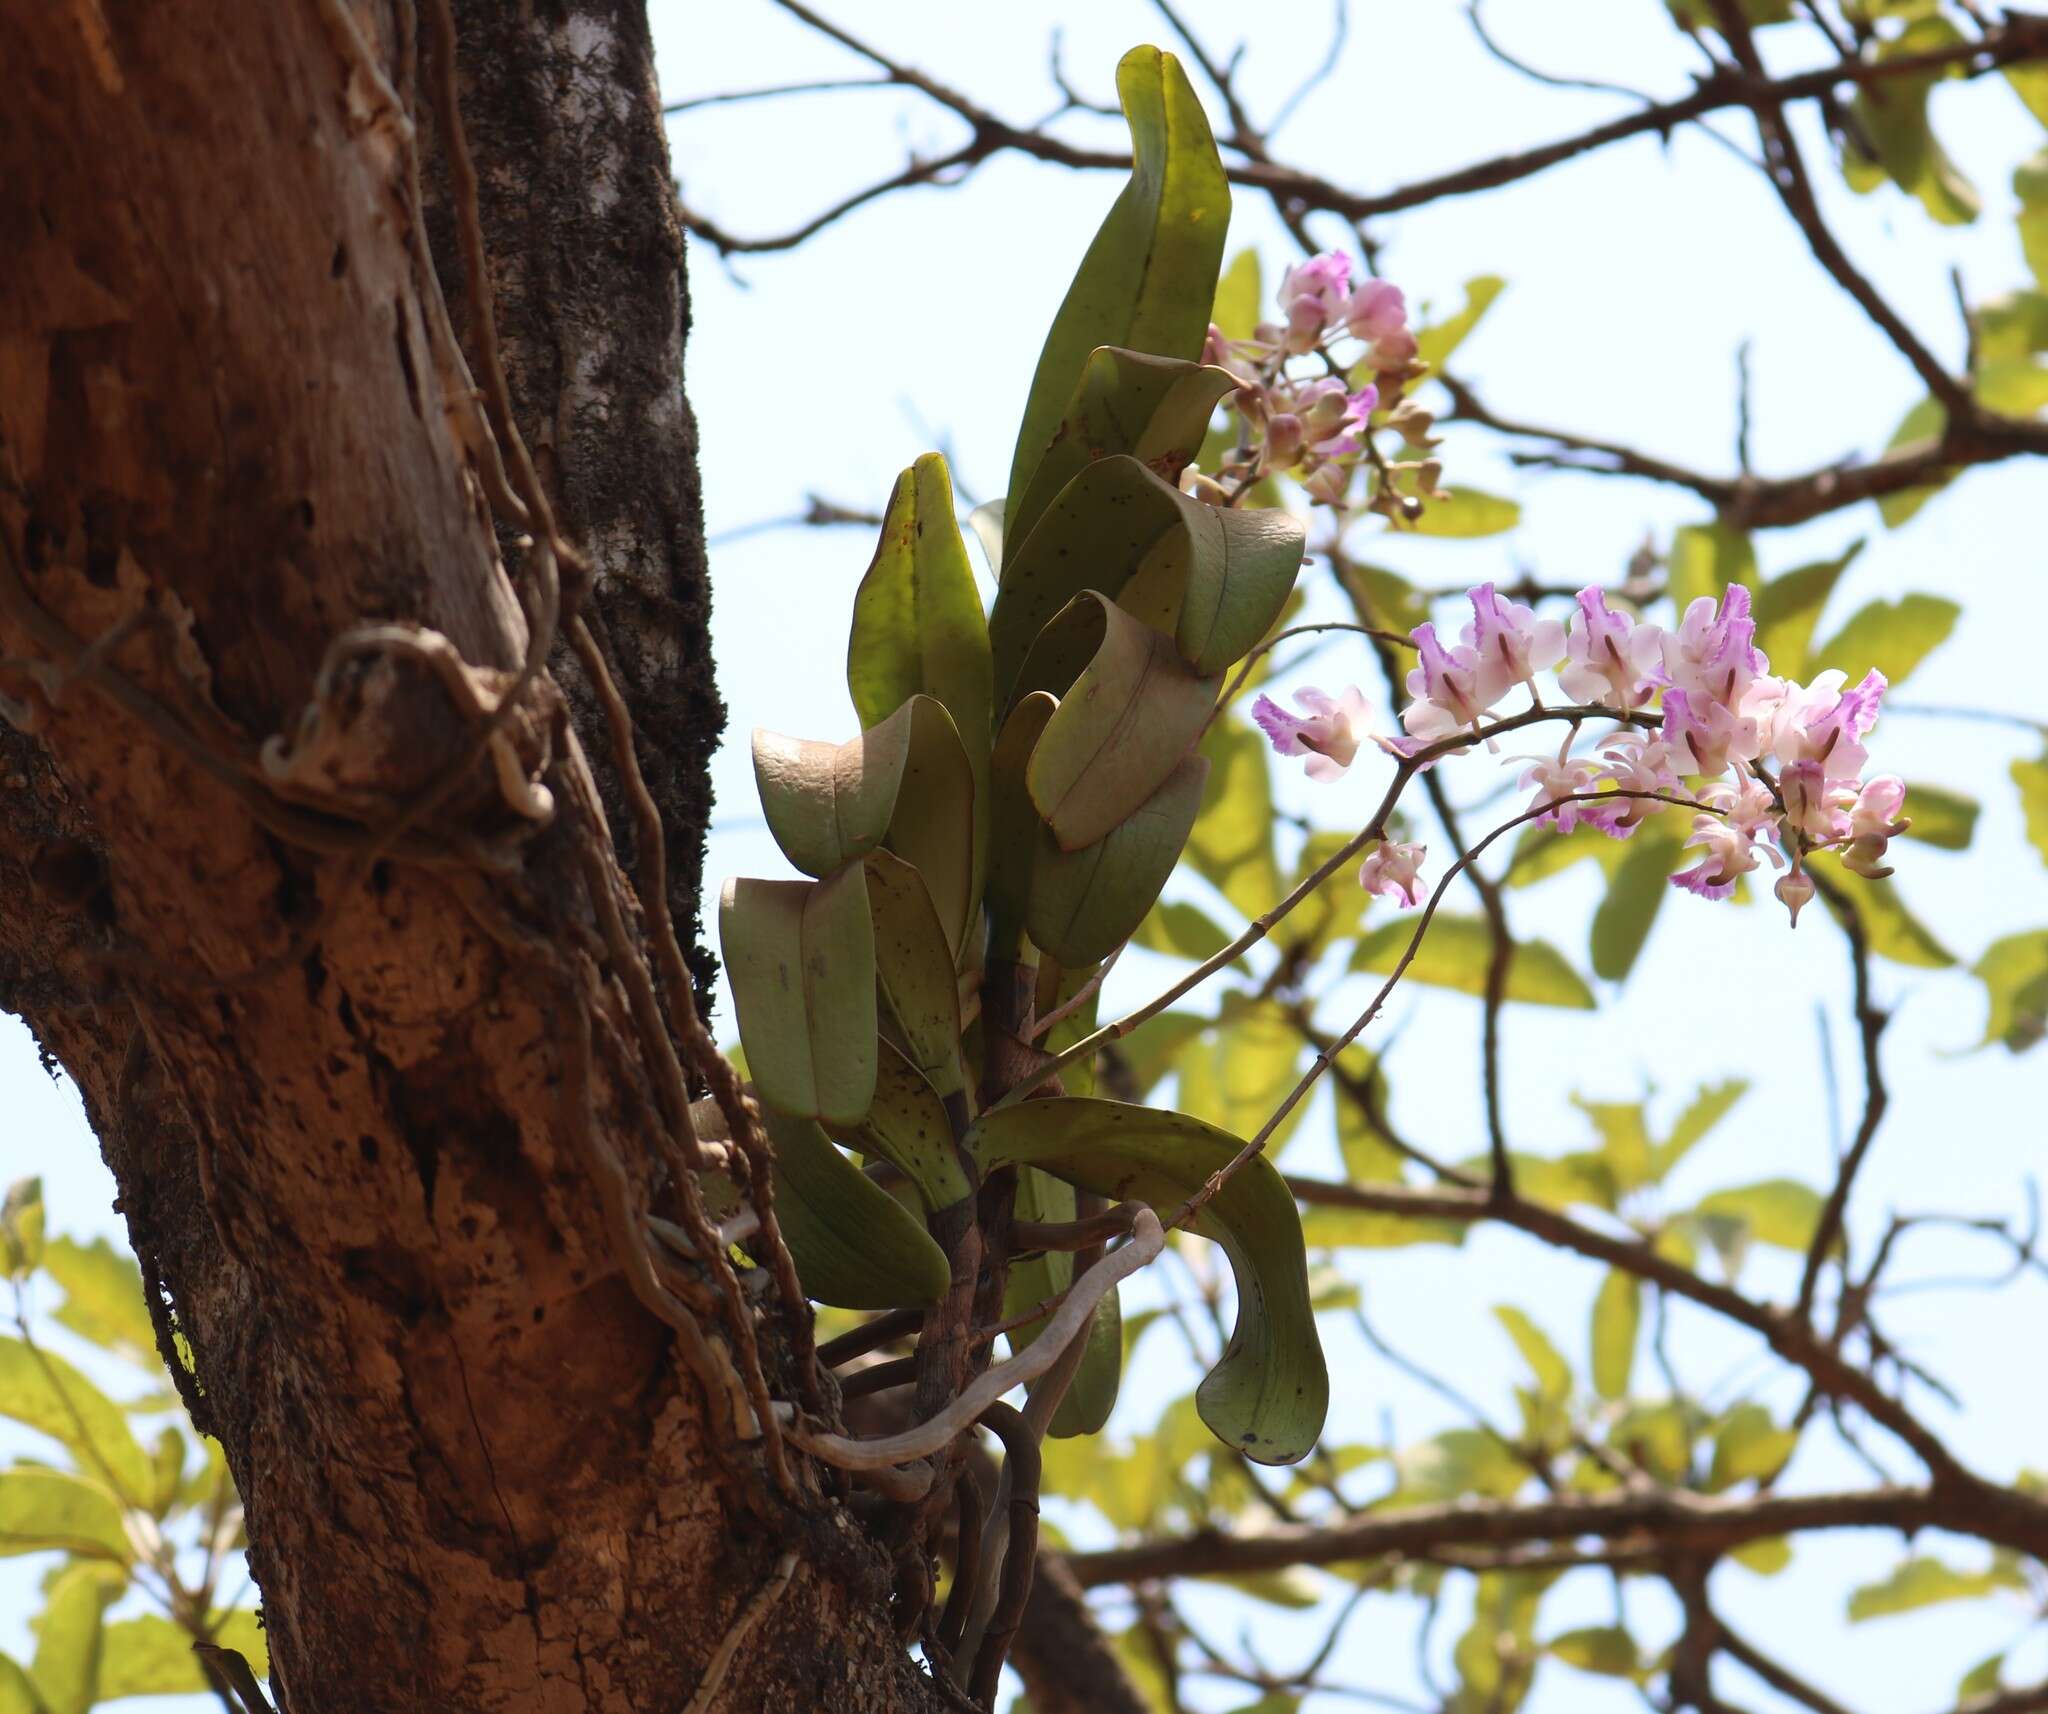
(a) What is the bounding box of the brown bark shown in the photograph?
[1010,1553,1155,1714]
[0,4,932,1710]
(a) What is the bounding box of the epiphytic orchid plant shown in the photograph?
[712,40,1907,1706]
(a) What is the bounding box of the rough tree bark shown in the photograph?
[0,3,938,1710]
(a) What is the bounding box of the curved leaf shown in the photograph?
[850,1038,972,1210]
[752,696,976,955]
[1004,46,1228,537]
[719,867,876,1126]
[756,1108,950,1311]
[987,692,1060,954]
[967,1097,1329,1463]
[1004,1167,1124,1438]
[847,453,994,782]
[1008,348,1237,555]
[31,1561,115,1714]
[1021,594,1221,852]
[1027,753,1209,965]
[864,850,965,1099]
[1590,1270,1640,1401]
[993,456,1303,697]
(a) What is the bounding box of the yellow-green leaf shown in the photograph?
[1590,1270,1639,1400]
[1898,782,1977,850]
[967,1097,1328,1463]
[1810,593,1959,687]
[41,1237,155,1367]
[30,1561,116,1714]
[755,1108,950,1310]
[847,454,994,789]
[1028,754,1209,965]
[1752,544,1860,679]
[1590,817,1685,981]
[1668,521,1757,610]
[1351,914,1595,1009]
[2013,752,2048,868]
[0,1469,131,1563]
[1413,276,1506,371]
[1184,718,1282,920]
[1693,1179,1826,1251]
[1823,873,1954,969]
[1401,487,1519,539]
[718,867,877,1126]
[1495,1306,1571,1402]
[864,850,965,1100]
[1707,1403,1798,1491]
[1974,928,2048,1050]
[1849,1555,2025,1621]
[1006,47,1229,536]
[0,1337,152,1503]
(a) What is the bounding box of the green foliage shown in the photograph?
[1848,1555,2027,1620]
[967,1099,1328,1462]
[1810,593,1960,686]
[1973,928,2048,1050]
[1005,46,1229,538]
[1413,276,1506,371]
[1351,915,1596,1008]
[1589,1271,1640,1400]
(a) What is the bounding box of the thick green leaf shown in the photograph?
[1810,594,1959,687]
[1023,594,1221,851]
[864,850,965,1099]
[1004,1167,1123,1437]
[1029,753,1208,965]
[719,867,877,1126]
[1590,1271,1640,1400]
[1849,1555,2024,1621]
[755,1108,950,1310]
[1413,276,1506,371]
[1184,718,1282,920]
[752,695,976,954]
[987,691,1059,954]
[0,1469,130,1563]
[2013,752,2048,868]
[1898,783,1977,850]
[39,1238,154,1367]
[1495,1306,1571,1403]
[30,1561,114,1714]
[1693,1179,1826,1251]
[848,454,994,784]
[0,1338,151,1503]
[994,456,1303,697]
[1008,349,1237,555]
[1708,1403,1798,1491]
[850,1039,972,1210]
[1668,522,1757,610]
[1753,544,1860,679]
[1824,874,1954,969]
[1591,817,1685,981]
[1974,928,2048,1050]
[967,1098,1328,1462]
[1005,46,1229,538]
[1401,487,1519,539]
[1350,915,1596,1009]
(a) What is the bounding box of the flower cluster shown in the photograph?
[1196,250,1435,513]
[1252,582,1909,921]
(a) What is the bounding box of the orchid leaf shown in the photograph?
[848,453,994,792]
[754,1107,950,1310]
[1005,46,1228,539]
[987,692,1059,955]
[752,695,977,955]
[1008,348,1237,554]
[993,455,1303,698]
[864,850,965,1098]
[718,867,877,1126]
[967,1097,1329,1463]
[1027,753,1209,966]
[850,1038,972,1210]
[1021,594,1221,851]
[1004,1167,1124,1437]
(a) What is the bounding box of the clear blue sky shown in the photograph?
[6,2,2046,1707]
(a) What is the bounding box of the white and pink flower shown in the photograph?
[1251,685,1375,783]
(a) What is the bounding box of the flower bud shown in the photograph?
[1775,868,1816,926]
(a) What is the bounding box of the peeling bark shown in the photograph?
[0,3,933,1710]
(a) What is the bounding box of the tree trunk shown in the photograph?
[0,3,933,1709]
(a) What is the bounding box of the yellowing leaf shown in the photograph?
[1401,487,1519,539]
[1693,1179,1826,1252]
[1810,593,1959,688]
[1707,1403,1798,1491]
[1184,719,1282,921]
[1413,276,1506,371]
[1974,928,2048,1051]
[1849,1555,2024,1621]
